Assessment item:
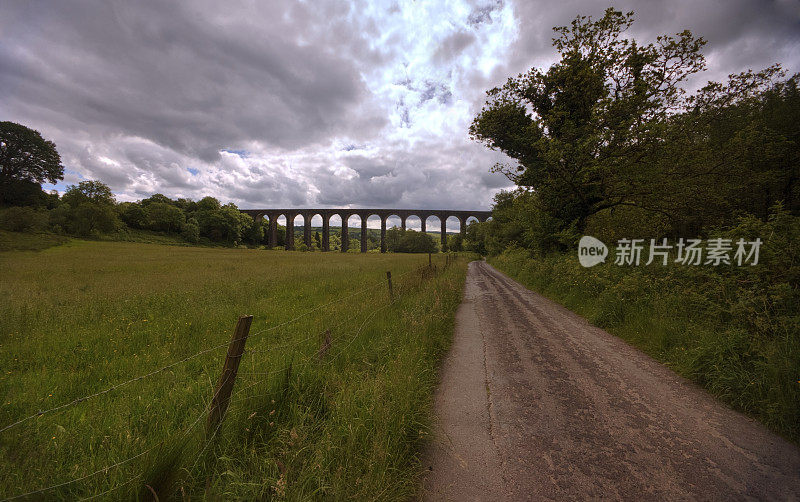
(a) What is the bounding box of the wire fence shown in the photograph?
[0,253,461,501]
[0,265,421,435]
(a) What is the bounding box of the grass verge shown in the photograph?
[489,248,800,445]
[0,240,470,500]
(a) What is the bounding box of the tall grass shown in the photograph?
[490,248,800,444]
[0,240,470,500]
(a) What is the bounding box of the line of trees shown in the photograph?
[0,122,439,252]
[0,179,269,246]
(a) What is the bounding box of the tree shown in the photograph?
[144,202,185,232]
[386,228,437,253]
[57,180,121,236]
[0,122,64,199]
[328,231,340,251]
[385,227,402,251]
[448,233,463,252]
[243,216,265,245]
[194,202,251,243]
[182,218,200,243]
[62,180,116,207]
[470,8,706,231]
[0,179,50,207]
[463,221,488,255]
[118,202,147,229]
[196,196,221,212]
[651,67,797,234]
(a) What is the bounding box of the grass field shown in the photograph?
[0,238,471,500]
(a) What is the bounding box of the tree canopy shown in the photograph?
[0,121,63,188]
[470,8,706,231]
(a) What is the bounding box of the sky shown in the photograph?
[2,0,799,227]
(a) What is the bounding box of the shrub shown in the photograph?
[0,206,49,232]
[70,202,122,236]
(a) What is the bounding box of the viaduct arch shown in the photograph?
[240,208,492,252]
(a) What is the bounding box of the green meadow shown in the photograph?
[0,236,470,500]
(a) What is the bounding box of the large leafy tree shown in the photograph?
[0,121,64,189]
[470,9,706,231]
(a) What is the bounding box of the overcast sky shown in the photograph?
[2,0,799,218]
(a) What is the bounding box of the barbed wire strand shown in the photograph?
[1,372,235,502]
[116,300,397,502]
[237,294,399,386]
[242,279,396,356]
[0,265,423,435]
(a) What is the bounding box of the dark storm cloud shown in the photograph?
[0,0,797,211]
[0,0,384,161]
[496,0,800,90]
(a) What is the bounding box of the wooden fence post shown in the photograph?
[428,252,432,268]
[207,314,253,434]
[386,271,393,300]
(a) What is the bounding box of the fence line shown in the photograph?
[0,264,423,435]
[242,280,395,356]
[1,254,455,500]
[69,289,408,501]
[235,295,400,382]
[1,370,239,502]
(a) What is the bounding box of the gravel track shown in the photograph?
[421,260,800,501]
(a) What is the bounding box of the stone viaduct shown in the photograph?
[240,208,492,252]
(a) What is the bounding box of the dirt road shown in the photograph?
[421,261,800,501]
